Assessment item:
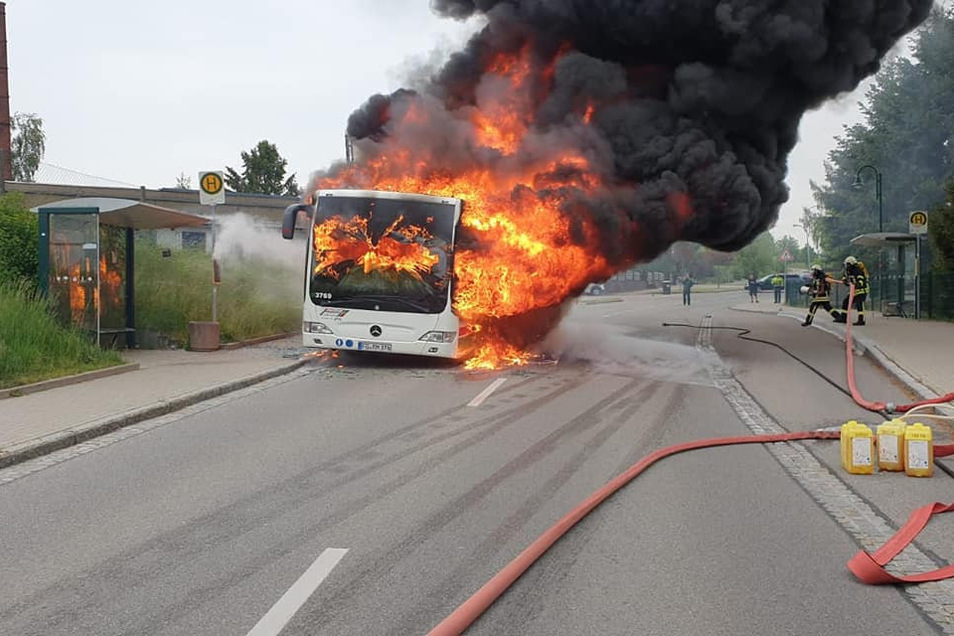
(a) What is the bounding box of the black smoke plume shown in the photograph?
[314,0,931,289]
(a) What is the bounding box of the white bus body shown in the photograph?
[282,189,465,359]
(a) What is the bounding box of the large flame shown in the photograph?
[315,44,628,368]
[55,251,123,325]
[313,214,439,280]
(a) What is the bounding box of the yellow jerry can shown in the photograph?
[904,423,934,478]
[876,420,906,472]
[841,421,874,475]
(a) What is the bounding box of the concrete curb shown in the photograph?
[220,332,298,351]
[728,305,937,401]
[776,309,939,401]
[579,297,625,306]
[0,362,140,401]
[0,359,307,471]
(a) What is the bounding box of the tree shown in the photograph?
[225,140,300,196]
[774,234,799,263]
[0,193,39,281]
[175,172,192,189]
[931,180,954,271]
[732,232,776,279]
[811,8,954,266]
[10,113,46,182]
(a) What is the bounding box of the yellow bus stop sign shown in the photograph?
[909,210,928,235]
[199,171,225,205]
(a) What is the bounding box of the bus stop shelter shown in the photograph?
[850,231,921,318]
[35,198,208,348]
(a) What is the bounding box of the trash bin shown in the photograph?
[662,281,672,295]
[188,321,221,351]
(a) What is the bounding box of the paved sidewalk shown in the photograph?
[0,338,306,467]
[732,300,954,400]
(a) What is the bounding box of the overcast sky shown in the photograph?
[8,0,904,249]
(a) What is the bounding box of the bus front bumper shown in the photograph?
[301,333,459,358]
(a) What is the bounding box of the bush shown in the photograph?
[134,242,299,344]
[0,280,123,389]
[0,193,38,282]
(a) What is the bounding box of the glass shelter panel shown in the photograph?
[98,225,127,331]
[47,213,99,334]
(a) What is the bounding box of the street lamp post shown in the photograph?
[794,223,811,270]
[853,164,884,306]
[853,165,883,232]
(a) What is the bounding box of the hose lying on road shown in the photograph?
[429,429,954,635]
[427,313,954,635]
[842,283,954,414]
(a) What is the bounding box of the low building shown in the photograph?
[6,180,299,253]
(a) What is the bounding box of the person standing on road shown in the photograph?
[747,274,759,303]
[802,265,837,326]
[682,273,695,306]
[771,272,784,304]
[832,256,869,325]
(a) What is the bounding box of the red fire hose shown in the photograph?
[428,297,954,635]
[429,428,954,635]
[842,283,954,413]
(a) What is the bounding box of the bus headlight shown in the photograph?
[419,331,456,343]
[303,321,334,334]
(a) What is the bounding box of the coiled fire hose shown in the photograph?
[427,297,954,635]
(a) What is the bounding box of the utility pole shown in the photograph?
[0,2,13,181]
[345,134,354,164]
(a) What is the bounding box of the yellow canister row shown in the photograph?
[841,420,933,477]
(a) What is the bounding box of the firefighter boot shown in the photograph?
[854,317,866,326]
[802,315,813,327]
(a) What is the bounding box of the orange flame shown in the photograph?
[313,214,440,280]
[583,103,596,125]
[316,43,638,368]
[68,262,87,323]
[100,254,123,309]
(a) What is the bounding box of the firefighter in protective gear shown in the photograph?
[832,255,869,325]
[802,265,837,326]
[771,272,784,303]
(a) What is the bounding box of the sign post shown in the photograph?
[909,211,928,319]
[779,248,793,273]
[199,171,225,322]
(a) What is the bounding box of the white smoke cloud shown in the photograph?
[213,213,302,270]
[539,316,715,387]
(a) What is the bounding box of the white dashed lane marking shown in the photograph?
[246,548,349,636]
[467,377,508,407]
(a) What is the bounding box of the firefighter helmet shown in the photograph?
[844,255,857,265]
[811,264,822,272]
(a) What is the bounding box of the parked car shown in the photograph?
[746,273,811,292]
[584,283,606,295]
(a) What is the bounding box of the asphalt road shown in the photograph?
[1,289,952,635]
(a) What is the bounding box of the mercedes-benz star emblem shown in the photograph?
[370,325,382,337]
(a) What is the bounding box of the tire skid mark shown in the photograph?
[390,380,678,634]
[458,382,690,634]
[303,376,654,633]
[0,374,587,633]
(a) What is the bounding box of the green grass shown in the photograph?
[0,281,124,390]
[135,243,300,344]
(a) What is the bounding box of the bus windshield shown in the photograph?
[309,195,456,314]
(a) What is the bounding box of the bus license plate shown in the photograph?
[359,341,392,352]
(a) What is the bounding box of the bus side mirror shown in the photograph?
[282,203,312,240]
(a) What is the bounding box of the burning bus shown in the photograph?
[282,189,471,359]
